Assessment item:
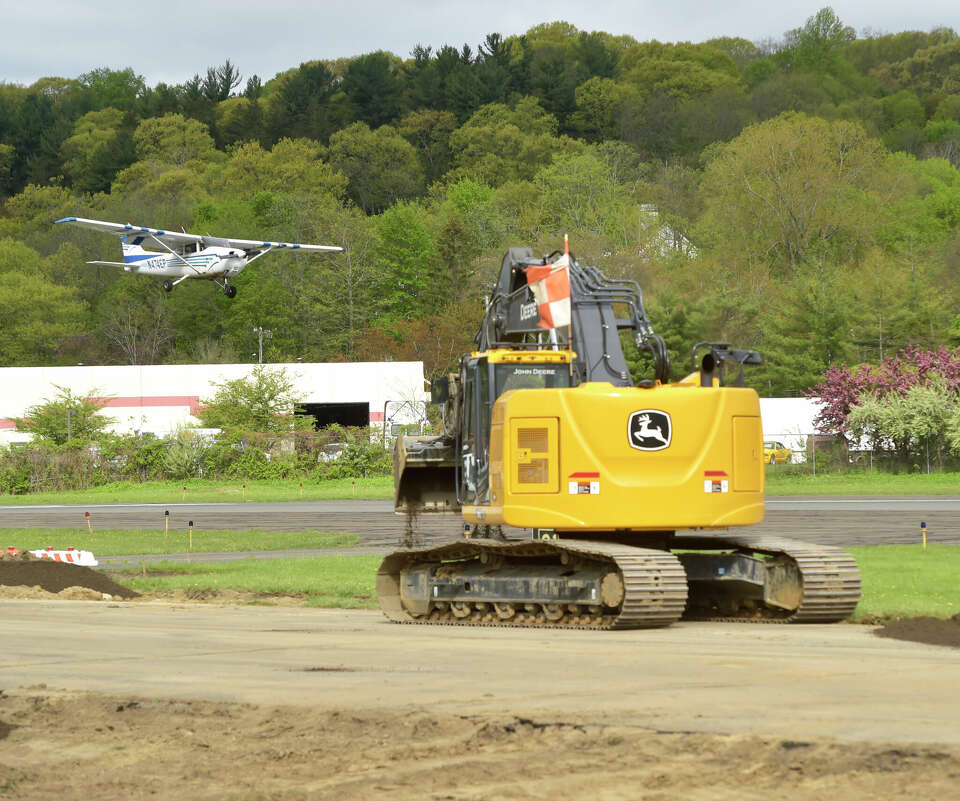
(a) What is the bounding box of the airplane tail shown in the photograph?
[121,236,152,264]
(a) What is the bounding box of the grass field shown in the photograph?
[0,476,394,506]
[0,471,956,506]
[1,529,358,556]
[765,471,960,496]
[109,542,960,620]
[849,544,959,620]
[119,555,382,608]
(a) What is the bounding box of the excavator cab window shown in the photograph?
[459,358,493,505]
[494,363,572,396]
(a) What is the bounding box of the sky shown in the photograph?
[1,0,957,87]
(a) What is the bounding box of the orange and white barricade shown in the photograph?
[28,547,98,567]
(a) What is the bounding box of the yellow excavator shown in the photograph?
[377,246,861,629]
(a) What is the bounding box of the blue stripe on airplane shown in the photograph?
[123,255,217,264]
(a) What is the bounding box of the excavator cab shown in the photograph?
[393,349,575,515]
[458,350,575,507]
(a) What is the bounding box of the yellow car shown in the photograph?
[763,441,791,464]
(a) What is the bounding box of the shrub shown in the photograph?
[162,429,210,479]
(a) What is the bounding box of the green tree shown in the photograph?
[96,281,173,365]
[948,401,960,455]
[699,113,888,272]
[60,108,135,192]
[933,94,960,122]
[10,80,85,190]
[79,67,145,110]
[641,162,703,248]
[398,109,458,184]
[747,71,834,121]
[534,149,634,244]
[523,22,587,120]
[374,201,438,319]
[753,263,855,394]
[0,184,79,252]
[441,177,506,251]
[849,380,957,465]
[12,386,111,446]
[569,77,632,141]
[218,138,347,201]
[0,143,15,197]
[786,7,854,75]
[0,237,42,274]
[877,38,960,100]
[133,113,219,165]
[673,87,754,155]
[201,60,243,102]
[215,97,264,147]
[844,28,957,76]
[327,122,424,213]
[448,97,581,186]
[314,204,380,356]
[212,194,358,362]
[264,62,341,143]
[621,47,742,102]
[0,239,87,365]
[341,51,405,127]
[108,162,210,226]
[198,365,308,434]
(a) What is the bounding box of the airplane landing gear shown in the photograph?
[223,283,237,299]
[162,280,174,292]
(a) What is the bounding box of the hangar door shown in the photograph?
[298,402,370,429]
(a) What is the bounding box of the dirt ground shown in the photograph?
[4,560,960,800]
[2,687,960,801]
[3,558,959,648]
[0,559,138,599]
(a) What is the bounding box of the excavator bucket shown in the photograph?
[393,434,460,514]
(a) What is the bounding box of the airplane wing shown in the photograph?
[56,217,344,253]
[219,236,344,253]
[55,217,202,247]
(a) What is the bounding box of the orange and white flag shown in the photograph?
[526,236,571,330]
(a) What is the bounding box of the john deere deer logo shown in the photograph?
[628,410,672,451]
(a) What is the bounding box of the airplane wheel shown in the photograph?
[224,284,237,299]
[162,280,173,292]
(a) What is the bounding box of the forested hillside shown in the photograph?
[2,7,960,395]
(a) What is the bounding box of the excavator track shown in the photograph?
[676,533,862,623]
[377,538,689,630]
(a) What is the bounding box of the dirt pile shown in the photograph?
[2,689,959,800]
[874,615,960,649]
[0,555,139,600]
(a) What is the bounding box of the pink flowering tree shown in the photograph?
[809,346,960,437]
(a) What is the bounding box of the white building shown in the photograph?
[0,362,428,445]
[759,397,821,459]
[0,364,823,456]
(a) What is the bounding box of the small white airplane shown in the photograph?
[55,216,344,298]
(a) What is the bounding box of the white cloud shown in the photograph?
[1,0,956,87]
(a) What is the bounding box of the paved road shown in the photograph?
[2,601,958,745]
[1,497,957,550]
